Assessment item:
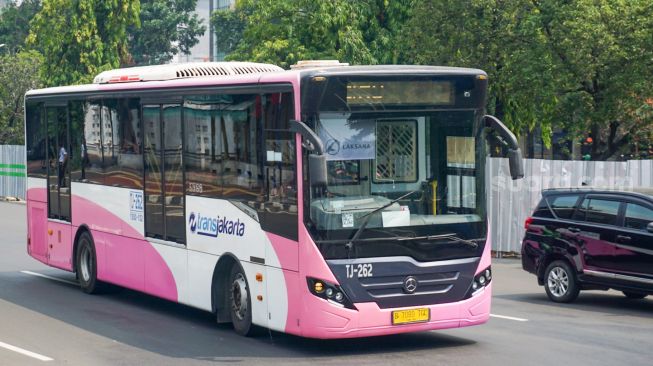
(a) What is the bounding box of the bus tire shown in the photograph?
[76,231,105,294]
[228,264,255,336]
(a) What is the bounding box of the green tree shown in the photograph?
[128,0,206,65]
[212,0,414,68]
[0,51,43,144]
[27,0,140,87]
[401,0,653,159]
[0,0,42,54]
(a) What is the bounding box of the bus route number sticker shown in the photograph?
[342,213,354,228]
[130,191,144,223]
[346,263,373,278]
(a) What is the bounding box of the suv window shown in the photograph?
[624,203,653,231]
[532,199,554,218]
[578,198,620,225]
[548,195,580,219]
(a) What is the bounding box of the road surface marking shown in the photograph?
[0,341,53,362]
[490,314,529,322]
[20,271,78,286]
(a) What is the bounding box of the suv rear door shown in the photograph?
[613,199,653,278]
[569,195,622,273]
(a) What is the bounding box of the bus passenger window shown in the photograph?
[80,101,104,184]
[221,94,262,201]
[102,98,143,189]
[26,101,47,179]
[184,94,223,197]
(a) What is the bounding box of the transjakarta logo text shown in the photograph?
[188,212,246,237]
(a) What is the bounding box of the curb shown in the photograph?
[0,196,25,204]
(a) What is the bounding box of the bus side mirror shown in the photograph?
[484,115,524,180]
[290,120,328,187]
[647,222,653,234]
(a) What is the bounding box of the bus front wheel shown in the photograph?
[228,265,255,336]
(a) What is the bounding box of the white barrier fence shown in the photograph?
[486,158,653,254]
[0,145,26,199]
[2,144,651,254]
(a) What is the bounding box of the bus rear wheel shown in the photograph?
[76,231,105,294]
[228,265,255,336]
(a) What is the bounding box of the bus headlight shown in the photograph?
[468,266,492,297]
[307,277,357,310]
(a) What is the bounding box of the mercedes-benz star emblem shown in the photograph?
[403,276,418,294]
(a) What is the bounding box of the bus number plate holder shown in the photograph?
[392,308,430,325]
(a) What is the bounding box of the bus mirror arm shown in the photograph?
[290,120,328,186]
[484,115,525,180]
[290,120,324,154]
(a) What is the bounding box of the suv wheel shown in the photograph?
[622,291,647,300]
[544,260,580,303]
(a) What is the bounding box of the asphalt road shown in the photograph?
[1,201,652,365]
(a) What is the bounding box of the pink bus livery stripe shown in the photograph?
[72,194,178,301]
[27,187,178,302]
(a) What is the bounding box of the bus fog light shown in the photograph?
[335,292,344,302]
[478,275,486,285]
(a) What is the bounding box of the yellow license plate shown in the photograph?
[392,308,430,325]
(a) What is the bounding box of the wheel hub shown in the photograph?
[231,273,248,321]
[548,267,569,297]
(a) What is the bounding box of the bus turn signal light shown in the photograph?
[314,281,324,293]
[256,273,263,282]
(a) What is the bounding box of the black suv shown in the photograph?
[522,188,653,303]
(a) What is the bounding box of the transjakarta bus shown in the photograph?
[24,61,523,338]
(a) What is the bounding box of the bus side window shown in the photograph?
[74,101,104,184]
[220,93,262,201]
[259,92,298,240]
[101,98,143,189]
[26,101,47,179]
[184,94,223,198]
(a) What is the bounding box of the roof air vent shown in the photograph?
[93,62,283,84]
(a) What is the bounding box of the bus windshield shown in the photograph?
[306,110,487,259]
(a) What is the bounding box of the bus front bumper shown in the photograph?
[298,282,491,339]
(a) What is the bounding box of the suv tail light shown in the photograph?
[524,217,534,230]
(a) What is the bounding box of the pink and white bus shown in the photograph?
[24,61,523,338]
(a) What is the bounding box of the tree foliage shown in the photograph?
[27,0,140,86]
[212,0,414,68]
[0,0,41,54]
[217,0,653,159]
[399,0,653,159]
[0,51,43,144]
[128,0,206,65]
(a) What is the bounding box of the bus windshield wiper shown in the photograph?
[413,233,479,249]
[345,190,419,251]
